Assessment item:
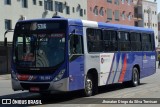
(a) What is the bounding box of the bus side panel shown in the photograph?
[107,52,120,84]
[122,52,143,82]
[109,52,133,83]
[141,51,156,78]
[109,52,143,83]
[112,52,127,83]
[121,51,155,82]
[69,56,85,91]
[100,53,115,85]
[106,52,131,84]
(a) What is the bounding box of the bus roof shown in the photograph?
[18,18,154,33]
[69,19,154,33]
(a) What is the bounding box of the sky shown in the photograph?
[147,0,160,13]
[156,0,160,13]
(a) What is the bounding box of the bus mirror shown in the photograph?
[4,37,7,46]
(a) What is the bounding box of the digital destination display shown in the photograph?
[15,20,67,31]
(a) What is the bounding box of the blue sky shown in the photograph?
[157,0,160,13]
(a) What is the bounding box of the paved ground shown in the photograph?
[0,74,10,80]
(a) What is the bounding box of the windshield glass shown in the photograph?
[13,21,67,68]
[13,33,65,68]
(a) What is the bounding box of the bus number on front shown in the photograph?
[37,24,46,29]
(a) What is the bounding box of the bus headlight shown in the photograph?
[11,71,18,80]
[53,69,65,81]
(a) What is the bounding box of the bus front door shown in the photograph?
[68,34,84,91]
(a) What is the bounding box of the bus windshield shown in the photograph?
[13,21,67,68]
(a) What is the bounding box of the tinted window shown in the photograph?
[118,32,130,51]
[87,28,103,52]
[103,30,118,51]
[130,32,141,51]
[13,33,65,68]
[70,35,83,54]
[142,33,152,51]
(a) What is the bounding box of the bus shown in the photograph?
[10,17,156,97]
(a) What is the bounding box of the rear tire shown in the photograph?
[130,67,140,87]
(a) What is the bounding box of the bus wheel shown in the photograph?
[84,74,93,97]
[131,67,140,87]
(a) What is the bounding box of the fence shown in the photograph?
[0,45,12,74]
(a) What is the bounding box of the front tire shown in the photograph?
[84,74,93,97]
[84,74,98,97]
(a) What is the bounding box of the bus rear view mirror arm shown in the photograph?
[4,29,14,46]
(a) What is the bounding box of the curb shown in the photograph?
[0,74,11,80]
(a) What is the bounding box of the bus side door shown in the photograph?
[68,34,84,91]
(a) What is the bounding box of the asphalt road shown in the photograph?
[0,67,160,107]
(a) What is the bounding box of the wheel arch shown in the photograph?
[86,68,98,81]
[86,68,99,86]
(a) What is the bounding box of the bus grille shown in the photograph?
[20,83,50,90]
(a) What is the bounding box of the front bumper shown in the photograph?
[11,77,69,92]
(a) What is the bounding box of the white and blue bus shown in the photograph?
[11,17,156,96]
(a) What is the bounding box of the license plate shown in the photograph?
[30,87,40,92]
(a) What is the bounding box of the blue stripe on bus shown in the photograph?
[112,53,121,83]
[109,54,118,84]
[106,53,115,84]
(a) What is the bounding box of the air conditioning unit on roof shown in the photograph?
[64,1,67,5]
[19,15,26,20]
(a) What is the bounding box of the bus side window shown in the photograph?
[118,31,130,51]
[87,28,103,52]
[70,35,83,54]
[130,32,141,51]
[87,29,94,52]
[103,30,117,52]
[142,33,152,51]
